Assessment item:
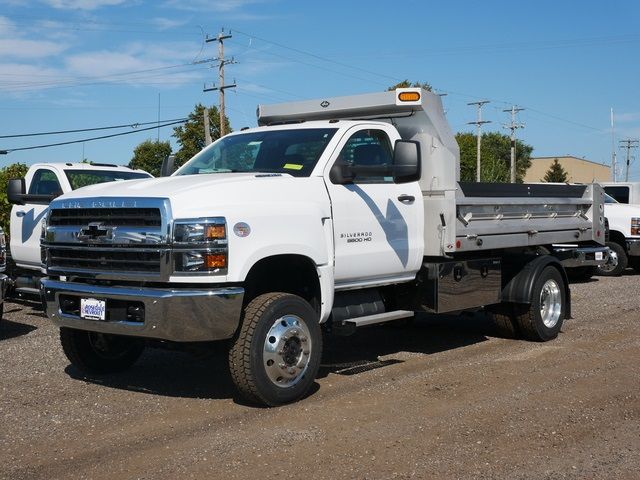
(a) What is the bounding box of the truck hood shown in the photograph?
[53,172,329,218]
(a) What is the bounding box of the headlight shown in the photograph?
[632,217,640,236]
[172,218,227,273]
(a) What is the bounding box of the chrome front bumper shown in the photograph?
[41,279,244,342]
[627,238,640,257]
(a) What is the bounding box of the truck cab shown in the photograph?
[600,182,640,205]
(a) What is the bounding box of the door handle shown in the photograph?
[397,195,415,204]
[16,211,26,217]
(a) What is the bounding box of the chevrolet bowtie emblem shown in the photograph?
[77,222,113,242]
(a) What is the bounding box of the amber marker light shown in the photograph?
[398,91,421,102]
[204,253,227,269]
[205,224,226,240]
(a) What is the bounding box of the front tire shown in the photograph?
[60,328,145,374]
[229,293,322,406]
[597,241,627,276]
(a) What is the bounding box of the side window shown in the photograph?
[335,129,393,184]
[28,169,62,196]
[604,186,630,204]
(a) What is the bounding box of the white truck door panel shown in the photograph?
[325,126,423,285]
[10,168,63,268]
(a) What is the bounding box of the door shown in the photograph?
[10,168,62,268]
[324,126,423,285]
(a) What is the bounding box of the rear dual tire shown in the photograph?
[491,266,566,342]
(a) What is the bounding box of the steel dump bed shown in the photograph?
[451,181,603,254]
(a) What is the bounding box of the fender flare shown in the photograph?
[501,255,571,319]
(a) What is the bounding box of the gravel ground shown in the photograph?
[0,272,639,480]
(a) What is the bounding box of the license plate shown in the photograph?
[80,298,106,321]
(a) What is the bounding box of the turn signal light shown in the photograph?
[205,224,226,240]
[204,253,226,269]
[398,91,421,102]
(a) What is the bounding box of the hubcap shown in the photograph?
[539,279,562,328]
[599,249,619,273]
[263,315,312,388]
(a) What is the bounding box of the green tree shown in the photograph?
[542,158,568,182]
[0,162,29,235]
[172,104,231,169]
[128,139,172,177]
[387,80,432,91]
[456,131,533,183]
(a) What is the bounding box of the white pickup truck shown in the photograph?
[39,89,608,406]
[7,163,152,296]
[0,228,7,324]
[594,192,640,276]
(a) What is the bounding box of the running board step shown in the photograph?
[344,310,414,327]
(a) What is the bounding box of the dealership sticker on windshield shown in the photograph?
[283,163,303,170]
[80,298,106,321]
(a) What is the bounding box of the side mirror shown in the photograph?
[161,154,176,177]
[393,140,421,184]
[329,160,355,185]
[8,178,26,205]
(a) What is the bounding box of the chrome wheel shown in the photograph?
[263,314,312,388]
[539,279,562,328]
[599,249,618,273]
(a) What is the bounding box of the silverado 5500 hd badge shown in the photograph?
[340,231,372,243]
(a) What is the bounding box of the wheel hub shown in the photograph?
[263,315,312,388]
[539,279,562,328]
[600,249,619,272]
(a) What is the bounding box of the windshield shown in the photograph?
[65,170,151,190]
[174,128,338,178]
[604,193,619,204]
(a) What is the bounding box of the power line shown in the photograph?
[231,29,400,83]
[0,118,187,139]
[2,119,185,153]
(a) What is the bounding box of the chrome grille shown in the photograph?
[45,198,171,280]
[49,247,161,273]
[49,208,161,227]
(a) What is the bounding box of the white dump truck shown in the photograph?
[40,89,607,405]
[7,162,152,297]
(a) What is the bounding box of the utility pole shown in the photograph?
[503,106,525,183]
[619,139,639,182]
[467,100,491,182]
[203,28,236,138]
[611,108,617,181]
[203,107,212,146]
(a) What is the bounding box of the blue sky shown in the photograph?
[1,0,639,180]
